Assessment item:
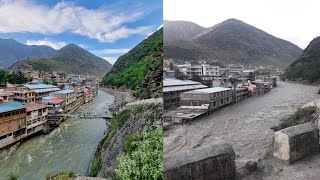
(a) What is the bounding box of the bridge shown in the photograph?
[50,112,112,120]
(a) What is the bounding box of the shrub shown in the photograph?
[116,127,163,180]
[87,157,102,177]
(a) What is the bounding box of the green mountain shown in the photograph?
[164,19,302,69]
[0,38,56,68]
[10,44,112,78]
[285,36,320,83]
[102,28,163,99]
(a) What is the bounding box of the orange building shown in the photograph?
[0,102,27,149]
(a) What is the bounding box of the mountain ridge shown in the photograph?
[164,18,302,68]
[0,38,57,68]
[10,43,112,78]
[285,36,320,83]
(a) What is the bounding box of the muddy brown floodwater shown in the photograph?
[164,81,319,170]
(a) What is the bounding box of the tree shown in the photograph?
[174,69,186,80]
[0,69,7,87]
[7,71,28,84]
[191,74,202,82]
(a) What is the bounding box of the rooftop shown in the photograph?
[33,87,61,93]
[163,78,203,87]
[26,103,47,112]
[42,96,65,104]
[164,84,207,92]
[183,87,231,94]
[0,102,26,113]
[53,89,74,94]
[25,84,58,90]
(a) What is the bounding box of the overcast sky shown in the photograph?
[164,0,319,49]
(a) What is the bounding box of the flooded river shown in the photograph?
[164,82,319,168]
[0,91,114,180]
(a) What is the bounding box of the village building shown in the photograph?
[12,89,36,104]
[176,63,220,80]
[26,103,48,135]
[24,84,61,102]
[0,92,11,103]
[240,81,258,96]
[41,96,65,126]
[50,90,77,113]
[180,87,233,112]
[163,78,208,109]
[0,102,27,149]
[234,87,249,102]
[251,80,265,95]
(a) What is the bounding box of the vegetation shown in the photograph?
[115,127,163,180]
[274,106,317,131]
[7,173,19,180]
[285,37,320,83]
[102,28,163,98]
[46,171,75,180]
[0,69,30,85]
[87,157,102,177]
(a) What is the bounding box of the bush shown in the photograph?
[7,173,19,180]
[276,106,317,130]
[87,157,102,177]
[115,127,163,180]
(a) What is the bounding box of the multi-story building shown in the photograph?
[26,103,48,135]
[24,84,61,102]
[163,78,208,110]
[12,89,36,104]
[41,96,65,126]
[176,63,220,80]
[0,92,11,103]
[251,80,265,95]
[83,87,92,103]
[234,87,249,102]
[180,87,233,112]
[240,81,257,96]
[50,90,77,112]
[228,64,244,74]
[0,102,27,149]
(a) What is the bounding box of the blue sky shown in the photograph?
[0,0,163,64]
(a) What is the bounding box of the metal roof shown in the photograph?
[0,102,26,113]
[163,78,203,87]
[164,84,208,92]
[24,84,58,89]
[42,96,65,104]
[33,88,61,93]
[52,89,74,94]
[183,87,231,94]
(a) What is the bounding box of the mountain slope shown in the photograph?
[164,19,302,68]
[285,36,320,83]
[10,44,112,78]
[164,20,205,43]
[0,38,56,68]
[102,28,163,98]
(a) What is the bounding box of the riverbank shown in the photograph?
[100,87,135,104]
[164,81,319,172]
[0,91,114,180]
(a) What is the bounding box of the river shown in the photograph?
[0,91,114,180]
[164,81,319,168]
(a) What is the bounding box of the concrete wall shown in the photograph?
[164,144,236,180]
[274,122,319,163]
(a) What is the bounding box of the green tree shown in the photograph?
[0,69,7,87]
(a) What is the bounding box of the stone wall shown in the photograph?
[164,143,236,180]
[273,122,319,163]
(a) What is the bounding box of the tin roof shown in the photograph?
[163,78,203,87]
[52,89,74,94]
[25,84,58,89]
[33,88,61,93]
[42,96,65,104]
[183,87,231,94]
[0,102,26,113]
[26,103,47,112]
[164,84,208,92]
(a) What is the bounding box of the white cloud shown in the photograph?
[0,0,153,43]
[93,48,131,55]
[164,0,320,48]
[102,56,119,64]
[26,39,67,49]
